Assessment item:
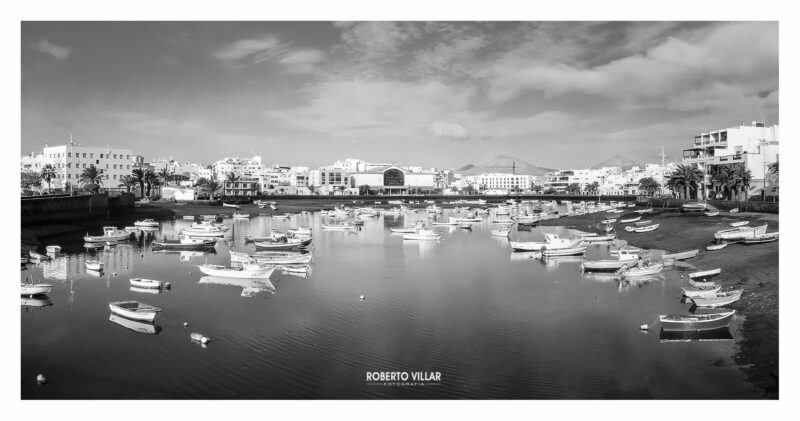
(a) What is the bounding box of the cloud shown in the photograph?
[30,39,71,60]
[487,22,778,112]
[213,36,286,66]
[339,22,422,60]
[278,49,325,74]
[431,121,469,139]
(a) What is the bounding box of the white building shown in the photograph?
[309,168,350,195]
[349,165,436,194]
[682,120,779,198]
[24,139,134,191]
[214,156,263,179]
[466,173,532,192]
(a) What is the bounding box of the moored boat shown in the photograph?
[152,235,217,250]
[617,262,664,277]
[254,238,312,250]
[690,290,743,308]
[714,224,767,241]
[658,310,735,332]
[108,301,162,322]
[84,226,132,242]
[634,224,659,233]
[661,249,699,261]
[45,245,61,253]
[541,245,588,257]
[129,278,162,289]
[21,283,53,297]
[581,233,616,242]
[704,211,720,217]
[739,232,779,244]
[181,224,227,237]
[581,249,640,272]
[134,219,159,227]
[232,212,251,219]
[222,202,240,209]
[490,227,511,237]
[681,202,708,212]
[730,221,749,227]
[510,233,583,252]
[681,284,722,299]
[321,222,357,231]
[197,263,276,279]
[85,260,104,271]
[230,250,312,265]
[688,268,721,279]
[706,243,729,251]
[403,229,441,241]
[29,250,51,261]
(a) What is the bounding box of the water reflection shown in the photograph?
[198,275,276,297]
[109,314,161,335]
[21,296,52,308]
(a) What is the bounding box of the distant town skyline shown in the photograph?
[22,21,778,169]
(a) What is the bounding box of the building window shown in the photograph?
[96,160,100,164]
[114,154,117,159]
[68,152,71,157]
[83,153,87,158]
[114,164,117,169]
[90,153,94,158]
[68,174,71,179]
[100,154,104,158]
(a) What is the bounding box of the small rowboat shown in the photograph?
[403,229,441,240]
[661,249,699,261]
[739,232,779,244]
[618,262,664,277]
[706,243,729,251]
[85,260,104,271]
[619,215,641,223]
[634,224,659,233]
[704,211,720,217]
[634,208,654,214]
[278,264,312,274]
[197,263,275,279]
[691,290,743,308]
[152,236,217,250]
[230,250,312,265]
[715,224,767,240]
[232,213,251,219]
[222,203,240,209]
[491,228,511,237]
[182,215,196,220]
[688,268,721,279]
[45,245,61,253]
[254,238,312,251]
[492,219,516,225]
[390,227,419,234]
[129,278,162,289]
[730,221,749,227]
[634,220,653,226]
[21,283,53,297]
[109,301,162,322]
[582,233,616,242]
[84,226,132,242]
[689,279,717,288]
[541,245,587,257]
[681,284,721,299]
[600,219,617,224]
[729,208,740,213]
[658,310,735,332]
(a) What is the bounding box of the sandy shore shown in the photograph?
[539,208,779,398]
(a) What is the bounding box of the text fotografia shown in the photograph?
[366,371,442,387]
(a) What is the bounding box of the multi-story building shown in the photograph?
[309,168,350,194]
[466,173,532,192]
[349,165,436,194]
[222,176,259,197]
[682,120,779,198]
[23,138,135,191]
[214,156,263,179]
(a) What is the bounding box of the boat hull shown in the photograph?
[659,311,735,332]
[108,302,159,322]
[197,265,275,279]
[21,284,53,296]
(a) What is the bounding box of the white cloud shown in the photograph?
[214,36,325,74]
[30,39,71,60]
[278,49,325,74]
[431,121,469,139]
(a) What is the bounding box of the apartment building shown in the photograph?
[24,139,134,190]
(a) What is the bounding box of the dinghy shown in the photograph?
[581,233,616,242]
[390,227,419,234]
[490,227,511,237]
[134,219,159,227]
[730,221,749,227]
[152,235,217,250]
[581,249,640,272]
[704,211,720,217]
[197,263,275,279]
[129,278,162,289]
[222,202,240,209]
[230,250,312,265]
[617,262,664,277]
[658,310,735,332]
[108,301,162,322]
[21,283,53,297]
[541,245,587,257]
[691,289,743,308]
[634,224,659,233]
[232,212,251,219]
[681,284,722,299]
[739,232,779,244]
[254,238,312,251]
[688,268,721,279]
[729,208,740,213]
[403,229,442,241]
[706,243,729,251]
[661,249,699,261]
[85,260,104,271]
[714,224,767,241]
[681,202,708,212]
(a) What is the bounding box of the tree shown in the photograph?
[199,177,222,201]
[79,164,105,193]
[638,177,660,196]
[131,168,146,198]
[308,185,317,195]
[666,164,704,199]
[729,163,752,202]
[710,164,733,199]
[337,185,347,195]
[117,175,136,193]
[544,187,557,195]
[157,165,171,187]
[358,184,371,195]
[565,183,581,195]
[278,188,285,195]
[464,184,476,195]
[40,164,56,193]
[585,181,600,195]
[144,169,159,198]
[532,185,543,194]
[768,161,778,182]
[225,172,240,183]
[21,172,42,190]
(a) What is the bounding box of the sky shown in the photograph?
[21,21,778,170]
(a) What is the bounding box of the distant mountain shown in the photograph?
[457,154,555,176]
[591,154,641,170]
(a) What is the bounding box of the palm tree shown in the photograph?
[768,161,778,182]
[358,185,371,195]
[337,185,347,195]
[117,175,136,193]
[666,164,704,199]
[79,164,105,193]
[131,168,146,198]
[225,172,240,183]
[40,164,56,194]
[585,181,600,195]
[638,177,660,196]
[464,184,475,195]
[532,185,543,194]
[565,183,581,195]
[144,170,159,198]
[729,163,752,202]
[543,187,557,195]
[156,165,171,187]
[279,187,285,195]
[308,185,317,195]
[199,177,222,201]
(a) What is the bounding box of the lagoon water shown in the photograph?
[21,209,759,398]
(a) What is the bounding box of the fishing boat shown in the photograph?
[681,202,708,212]
[706,243,729,251]
[45,245,61,253]
[109,314,159,335]
[403,229,441,241]
[491,227,511,237]
[730,221,749,227]
[129,278,162,289]
[658,310,735,332]
[108,301,162,322]
[222,202,240,209]
[321,222,357,231]
[581,249,640,272]
[617,261,664,277]
[254,238,313,251]
[634,224,659,233]
[29,250,51,261]
[739,232,779,244]
[230,250,312,265]
[134,219,159,227]
[714,224,767,241]
[704,211,720,217]
[514,215,540,225]
[287,226,313,236]
[609,245,643,255]
[691,290,743,308]
[542,245,588,257]
[85,260,104,271]
[197,263,275,279]
[21,283,53,297]
[681,284,722,299]
[581,233,616,242]
[688,268,721,279]
[84,226,132,243]
[181,225,227,237]
[152,235,217,250]
[232,212,251,219]
[510,233,583,252]
[661,249,699,261]
[431,217,459,226]
[278,264,312,274]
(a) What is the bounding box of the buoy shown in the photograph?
[112,272,117,276]
[164,282,171,289]
[190,332,210,344]
[201,337,210,344]
[640,324,649,330]
[183,322,189,327]
[36,374,46,384]
[360,295,365,301]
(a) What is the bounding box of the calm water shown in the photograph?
[21,208,759,399]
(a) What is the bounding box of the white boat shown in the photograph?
[403,229,441,241]
[109,314,158,334]
[581,233,616,242]
[45,245,61,253]
[134,219,159,227]
[491,227,511,237]
[84,226,132,242]
[254,238,312,251]
[730,221,749,227]
[609,246,643,255]
[600,219,617,224]
[659,310,735,332]
[232,212,251,219]
[197,263,275,279]
[739,232,779,244]
[704,211,720,217]
[222,203,240,209]
[271,214,292,219]
[152,235,217,250]
[581,249,640,271]
[230,250,312,265]
[21,283,53,297]
[456,217,482,223]
[618,262,664,277]
[321,222,357,231]
[661,249,699,261]
[688,268,721,279]
[714,224,767,241]
[129,278,162,289]
[634,224,659,233]
[542,245,587,257]
[109,301,162,322]
[514,215,540,225]
[729,208,740,213]
[390,227,419,234]
[85,260,104,271]
[431,217,459,226]
[706,243,729,251]
[287,226,313,236]
[181,225,227,237]
[182,215,196,220]
[278,264,312,274]
[458,222,472,229]
[691,290,743,308]
[510,233,583,252]
[634,208,654,214]
[681,284,722,299]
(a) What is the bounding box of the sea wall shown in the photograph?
[21,192,135,225]
[648,198,779,213]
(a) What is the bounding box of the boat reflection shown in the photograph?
[198,275,276,297]
[86,269,103,277]
[542,256,584,270]
[618,274,664,289]
[582,272,619,283]
[109,314,161,335]
[659,328,733,343]
[130,286,162,295]
[21,296,53,307]
[509,252,540,262]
